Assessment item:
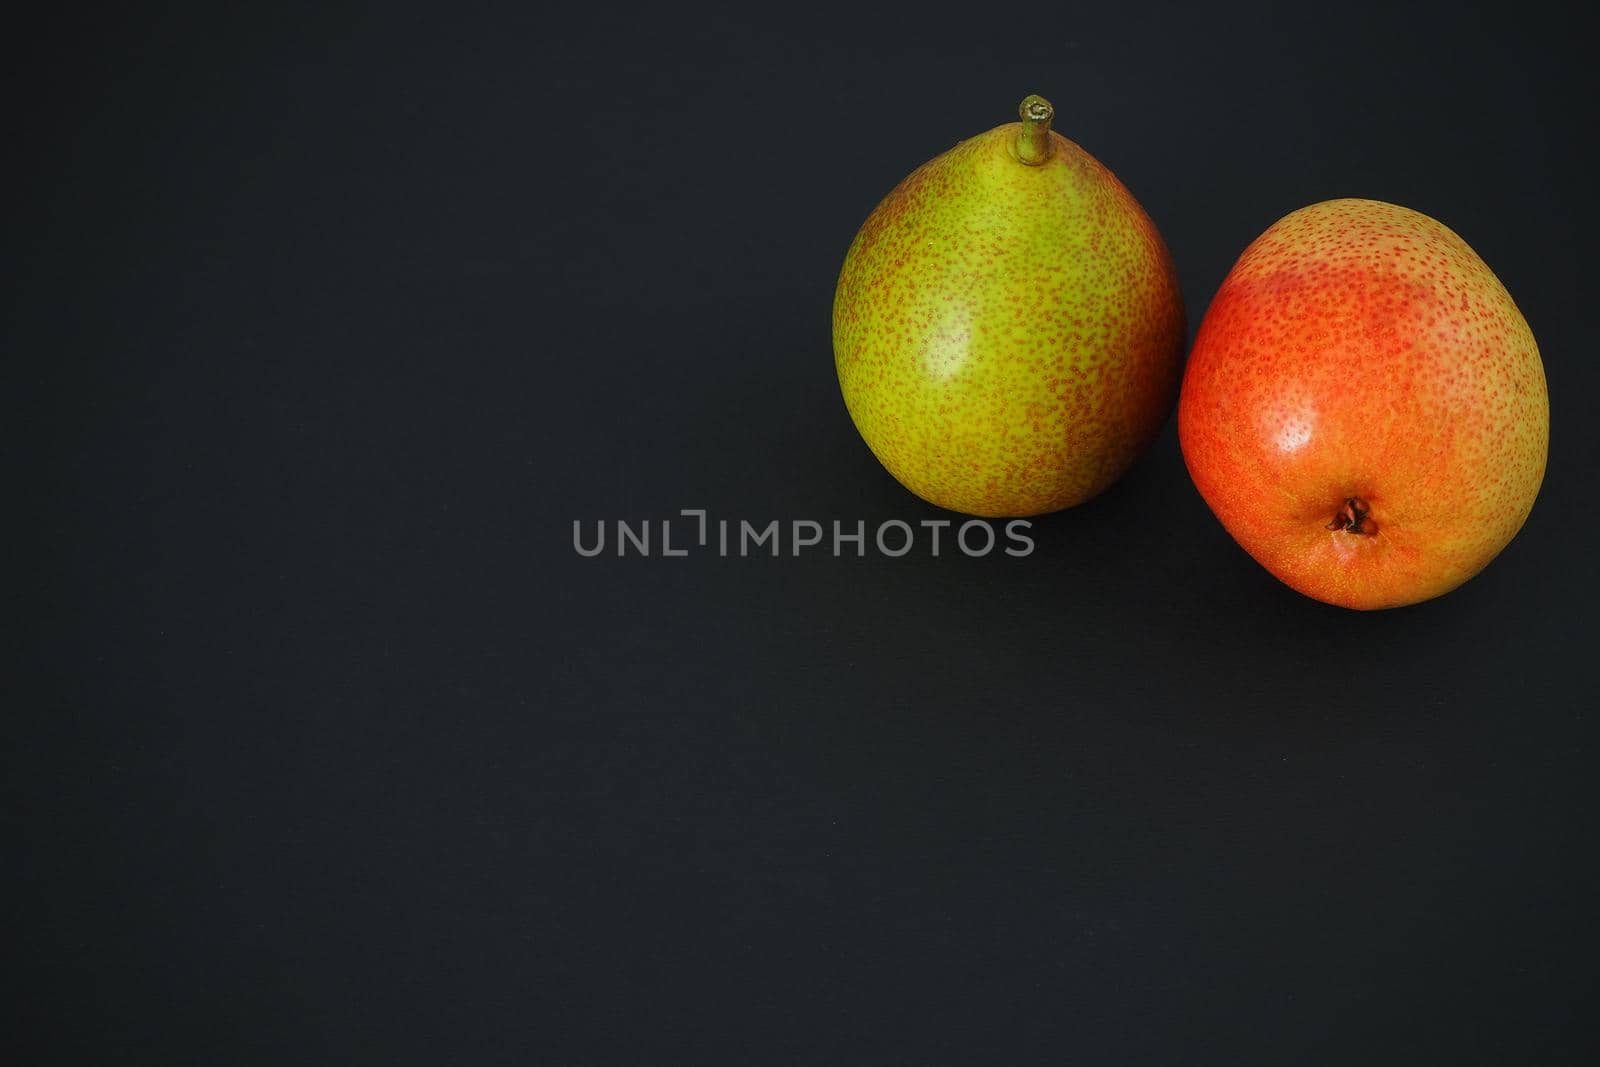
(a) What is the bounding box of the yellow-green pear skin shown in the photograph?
[833,96,1185,517]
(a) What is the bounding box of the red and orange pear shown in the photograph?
[1179,198,1548,610]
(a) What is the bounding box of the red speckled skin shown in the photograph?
[833,122,1184,517]
[1178,199,1548,610]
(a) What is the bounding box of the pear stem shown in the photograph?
[1015,95,1055,165]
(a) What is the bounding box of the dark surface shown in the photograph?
[11,2,1598,1062]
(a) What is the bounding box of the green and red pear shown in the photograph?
[833,95,1185,517]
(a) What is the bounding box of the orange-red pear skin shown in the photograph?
[1179,198,1548,610]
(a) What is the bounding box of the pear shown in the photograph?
[833,95,1184,517]
[1178,199,1548,609]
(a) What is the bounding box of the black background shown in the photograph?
[12,1,1599,1062]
